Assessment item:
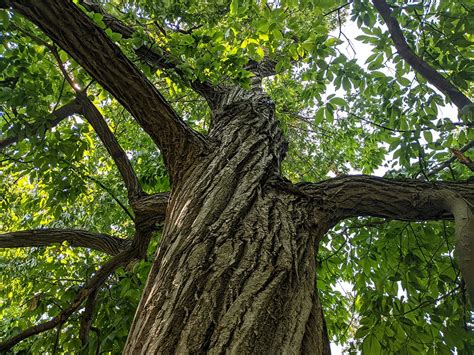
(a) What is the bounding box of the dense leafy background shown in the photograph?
[0,0,473,353]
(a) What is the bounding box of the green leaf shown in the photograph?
[230,0,238,15]
[362,334,382,354]
[329,97,347,107]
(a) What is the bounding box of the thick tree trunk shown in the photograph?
[125,95,331,354]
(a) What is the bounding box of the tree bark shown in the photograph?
[125,93,331,354]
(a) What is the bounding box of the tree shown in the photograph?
[0,0,472,353]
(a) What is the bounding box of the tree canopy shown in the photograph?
[0,0,473,353]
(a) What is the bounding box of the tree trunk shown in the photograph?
[125,94,331,354]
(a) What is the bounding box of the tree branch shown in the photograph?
[79,288,98,347]
[299,175,474,304]
[77,93,143,200]
[436,190,474,304]
[78,0,222,109]
[8,0,205,178]
[372,0,472,110]
[426,140,474,177]
[0,99,82,151]
[0,229,131,255]
[131,192,169,225]
[0,249,135,351]
[299,175,474,222]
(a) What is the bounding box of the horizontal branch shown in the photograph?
[7,0,204,177]
[0,229,131,255]
[0,99,81,151]
[77,93,143,200]
[0,249,135,351]
[298,175,474,222]
[372,0,472,110]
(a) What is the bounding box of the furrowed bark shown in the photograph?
[299,175,474,222]
[125,91,331,354]
[131,192,170,230]
[8,0,204,178]
[0,229,131,255]
[0,99,81,151]
[372,0,472,110]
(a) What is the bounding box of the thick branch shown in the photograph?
[8,0,204,177]
[132,192,169,230]
[77,1,219,106]
[372,0,472,110]
[77,93,143,200]
[0,249,134,351]
[245,58,277,78]
[0,229,131,255]
[299,175,474,222]
[0,99,81,151]
[437,191,474,304]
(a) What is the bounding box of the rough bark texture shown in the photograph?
[125,91,331,354]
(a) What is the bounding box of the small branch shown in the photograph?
[52,323,62,355]
[323,1,353,17]
[0,99,82,151]
[0,249,135,351]
[77,93,143,200]
[344,111,472,133]
[372,0,472,110]
[10,23,79,91]
[65,163,135,221]
[426,140,474,177]
[452,149,474,172]
[395,285,461,316]
[0,229,131,255]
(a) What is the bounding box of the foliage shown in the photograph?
[0,0,472,353]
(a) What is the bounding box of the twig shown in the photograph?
[394,285,461,316]
[426,140,474,177]
[323,1,353,17]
